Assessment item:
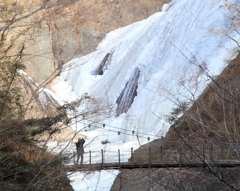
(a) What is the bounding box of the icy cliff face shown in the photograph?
[51,0,239,142]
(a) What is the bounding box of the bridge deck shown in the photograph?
[66,160,240,171]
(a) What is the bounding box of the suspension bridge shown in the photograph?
[65,144,240,171]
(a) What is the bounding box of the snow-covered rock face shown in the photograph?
[52,0,239,142]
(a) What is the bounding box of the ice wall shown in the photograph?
[54,0,239,141]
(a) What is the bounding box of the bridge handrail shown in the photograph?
[69,143,240,167]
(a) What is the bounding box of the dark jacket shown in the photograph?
[76,139,85,153]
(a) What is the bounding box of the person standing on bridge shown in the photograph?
[76,138,85,165]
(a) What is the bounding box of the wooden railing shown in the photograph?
[67,144,240,171]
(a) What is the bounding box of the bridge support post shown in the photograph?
[210,146,213,161]
[179,147,182,165]
[221,145,224,160]
[101,149,104,166]
[131,147,133,163]
[160,146,163,162]
[190,146,193,160]
[89,150,91,165]
[73,151,76,165]
[148,147,151,168]
[118,149,121,168]
[202,144,205,162]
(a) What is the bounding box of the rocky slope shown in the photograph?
[110,168,240,191]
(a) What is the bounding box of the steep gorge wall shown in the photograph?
[23,0,170,85]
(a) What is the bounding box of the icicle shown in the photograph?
[116,67,140,116]
[91,53,112,75]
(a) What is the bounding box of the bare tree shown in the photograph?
[0,1,116,190]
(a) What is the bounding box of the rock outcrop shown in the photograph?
[23,0,170,85]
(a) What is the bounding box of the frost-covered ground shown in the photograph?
[46,0,240,190]
[68,170,119,191]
